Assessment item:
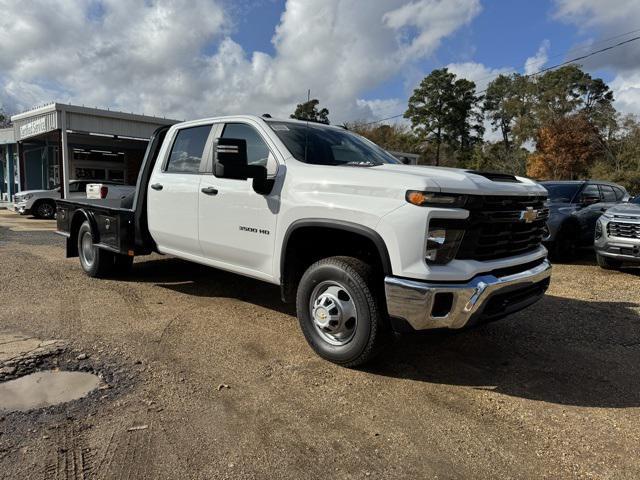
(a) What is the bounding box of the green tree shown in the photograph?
[532,65,614,130]
[449,77,484,162]
[345,121,418,154]
[405,68,455,166]
[484,74,532,152]
[290,99,330,124]
[405,68,482,166]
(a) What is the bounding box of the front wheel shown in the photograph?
[296,256,390,367]
[33,201,56,219]
[596,253,622,270]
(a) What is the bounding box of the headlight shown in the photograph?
[19,194,32,201]
[425,226,465,264]
[406,191,467,208]
[595,219,603,240]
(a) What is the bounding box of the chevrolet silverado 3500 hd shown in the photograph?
[56,115,551,366]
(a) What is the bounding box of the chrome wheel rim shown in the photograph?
[80,231,95,268]
[38,203,54,218]
[309,281,358,346]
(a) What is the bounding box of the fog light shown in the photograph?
[426,227,464,264]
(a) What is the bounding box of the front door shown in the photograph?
[198,122,280,281]
[147,124,212,257]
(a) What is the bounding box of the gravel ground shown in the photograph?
[0,210,639,479]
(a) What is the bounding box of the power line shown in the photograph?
[358,32,640,126]
[471,26,640,86]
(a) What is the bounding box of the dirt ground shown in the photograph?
[0,209,639,479]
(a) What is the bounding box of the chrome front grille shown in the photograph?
[607,221,640,239]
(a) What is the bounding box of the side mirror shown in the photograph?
[214,138,273,195]
[214,138,250,180]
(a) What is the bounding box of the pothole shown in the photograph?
[0,370,101,412]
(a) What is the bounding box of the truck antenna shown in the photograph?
[304,89,310,164]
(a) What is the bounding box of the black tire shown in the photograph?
[549,228,576,262]
[296,256,390,367]
[596,253,622,270]
[77,221,114,278]
[32,200,56,219]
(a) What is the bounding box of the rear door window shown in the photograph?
[165,125,212,173]
[600,185,616,202]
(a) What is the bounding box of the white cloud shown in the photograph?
[383,0,481,62]
[524,39,550,76]
[553,0,640,115]
[610,73,640,116]
[445,61,512,92]
[0,0,482,124]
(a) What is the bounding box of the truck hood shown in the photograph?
[372,164,546,196]
[605,203,640,217]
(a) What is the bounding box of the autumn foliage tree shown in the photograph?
[527,114,601,180]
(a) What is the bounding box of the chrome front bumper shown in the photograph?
[384,259,552,331]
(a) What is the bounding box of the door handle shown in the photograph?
[150,183,163,191]
[201,186,219,196]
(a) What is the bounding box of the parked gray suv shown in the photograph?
[541,180,629,260]
[594,196,640,269]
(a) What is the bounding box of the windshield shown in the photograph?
[268,122,400,166]
[631,196,640,204]
[542,183,581,203]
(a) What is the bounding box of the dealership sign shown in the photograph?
[19,117,49,139]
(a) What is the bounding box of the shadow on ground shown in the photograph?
[550,246,640,274]
[129,256,640,408]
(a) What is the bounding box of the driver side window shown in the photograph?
[221,123,270,168]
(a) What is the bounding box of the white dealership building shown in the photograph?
[8,103,178,198]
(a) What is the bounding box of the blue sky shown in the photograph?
[1,0,639,123]
[227,0,621,114]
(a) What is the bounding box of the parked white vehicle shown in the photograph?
[594,198,640,269]
[56,115,552,366]
[11,180,134,219]
[86,183,136,200]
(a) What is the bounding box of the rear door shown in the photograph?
[198,121,280,281]
[147,124,212,257]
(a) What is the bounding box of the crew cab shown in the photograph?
[56,115,552,366]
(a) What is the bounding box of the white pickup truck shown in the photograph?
[56,115,551,366]
[12,180,134,218]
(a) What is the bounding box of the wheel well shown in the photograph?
[280,224,390,303]
[32,198,55,210]
[68,211,92,257]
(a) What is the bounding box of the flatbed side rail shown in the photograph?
[55,200,135,258]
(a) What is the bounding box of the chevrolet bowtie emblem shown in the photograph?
[520,207,539,223]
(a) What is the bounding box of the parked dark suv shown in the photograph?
[541,180,630,259]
